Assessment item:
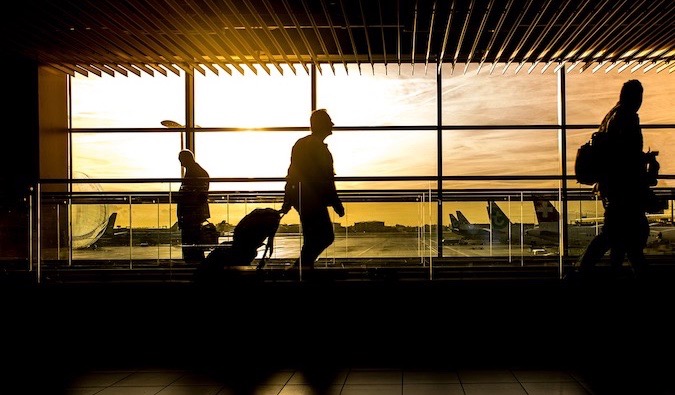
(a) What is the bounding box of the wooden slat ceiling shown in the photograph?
[6,0,675,77]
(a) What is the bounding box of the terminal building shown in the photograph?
[2,1,674,393]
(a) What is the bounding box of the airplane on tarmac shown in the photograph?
[525,198,599,248]
[444,211,490,245]
[486,201,537,245]
[648,219,675,248]
[524,197,661,249]
[86,212,182,248]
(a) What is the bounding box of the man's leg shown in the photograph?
[182,223,205,263]
[577,231,610,275]
[626,213,650,279]
[298,207,334,269]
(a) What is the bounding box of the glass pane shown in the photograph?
[566,70,675,124]
[441,63,558,125]
[330,130,437,177]
[194,64,310,127]
[441,195,562,259]
[644,128,675,187]
[72,132,183,186]
[71,73,185,128]
[196,131,301,180]
[197,130,437,180]
[442,129,560,182]
[567,128,675,188]
[317,63,437,126]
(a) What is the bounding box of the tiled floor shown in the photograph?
[4,277,675,394]
[61,367,597,395]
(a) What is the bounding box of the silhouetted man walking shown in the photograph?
[281,109,345,269]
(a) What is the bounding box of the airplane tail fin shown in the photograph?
[102,212,117,236]
[487,201,512,231]
[449,213,460,230]
[456,210,471,225]
[533,197,560,224]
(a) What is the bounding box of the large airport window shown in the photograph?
[196,129,437,180]
[565,71,675,124]
[194,64,310,127]
[72,132,182,188]
[442,129,560,182]
[70,72,185,128]
[328,130,437,178]
[316,63,437,126]
[566,128,675,189]
[440,62,558,126]
[195,130,302,181]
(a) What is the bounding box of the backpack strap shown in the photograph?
[256,212,284,270]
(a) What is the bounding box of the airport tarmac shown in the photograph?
[68,233,671,263]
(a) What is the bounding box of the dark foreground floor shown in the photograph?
[2,272,675,394]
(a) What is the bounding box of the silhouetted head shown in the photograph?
[619,79,643,113]
[310,109,334,138]
[178,149,195,167]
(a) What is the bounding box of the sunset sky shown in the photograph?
[69,63,674,231]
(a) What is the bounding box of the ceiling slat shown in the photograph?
[262,0,310,74]
[301,0,335,74]
[537,1,594,73]
[612,5,675,64]
[656,61,671,73]
[201,0,261,75]
[6,0,674,76]
[320,0,348,73]
[577,0,649,73]
[243,0,298,75]
[63,1,182,76]
[358,0,375,74]
[477,0,513,74]
[452,0,476,74]
[282,0,323,74]
[30,5,125,77]
[396,0,401,70]
[223,0,282,75]
[564,0,631,71]
[520,0,571,74]
[84,1,196,75]
[504,0,553,74]
[376,0,388,70]
[550,0,612,67]
[120,63,143,77]
[156,0,236,75]
[463,0,494,74]
[48,63,76,76]
[338,0,360,74]
[490,0,534,74]
[115,0,211,75]
[410,0,418,70]
[424,1,437,74]
[102,63,130,77]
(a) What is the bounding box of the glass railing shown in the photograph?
[10,177,674,283]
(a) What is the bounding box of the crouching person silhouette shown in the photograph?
[281,109,345,270]
[176,149,211,263]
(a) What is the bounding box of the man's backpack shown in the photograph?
[574,131,609,185]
